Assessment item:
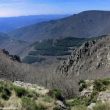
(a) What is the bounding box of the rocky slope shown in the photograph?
[58,35,110,80]
[0,32,29,55]
[9,10,110,42]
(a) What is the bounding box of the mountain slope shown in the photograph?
[0,32,9,42]
[0,15,67,32]
[9,10,110,42]
[0,33,29,55]
[58,35,110,79]
[0,49,79,97]
[1,35,110,98]
[21,37,87,64]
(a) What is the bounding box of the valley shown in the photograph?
[0,10,110,110]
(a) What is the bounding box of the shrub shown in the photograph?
[78,80,85,85]
[0,83,11,100]
[90,91,98,103]
[43,95,53,103]
[102,79,110,85]
[48,89,62,100]
[68,98,82,106]
[94,80,107,92]
[78,80,87,92]
[22,97,46,110]
[26,91,38,99]
[1,88,11,100]
[67,95,97,107]
[14,86,28,97]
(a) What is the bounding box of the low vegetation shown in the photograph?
[0,78,110,110]
[66,78,110,110]
[93,103,110,110]
[0,80,69,110]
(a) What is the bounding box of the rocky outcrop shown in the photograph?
[58,35,110,79]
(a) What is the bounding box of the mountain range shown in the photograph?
[0,15,67,32]
[9,10,110,43]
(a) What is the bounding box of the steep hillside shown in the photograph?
[0,15,67,32]
[9,10,110,42]
[58,35,110,79]
[0,33,29,55]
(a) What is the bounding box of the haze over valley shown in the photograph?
[1,0,110,110]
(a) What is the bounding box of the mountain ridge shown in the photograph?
[0,14,68,32]
[9,10,110,42]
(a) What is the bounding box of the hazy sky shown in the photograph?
[0,0,110,17]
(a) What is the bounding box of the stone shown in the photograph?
[87,103,96,110]
[56,100,68,110]
[97,92,110,102]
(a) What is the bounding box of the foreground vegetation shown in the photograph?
[0,80,68,110]
[0,78,110,110]
[66,78,110,110]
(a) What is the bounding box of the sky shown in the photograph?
[0,0,110,17]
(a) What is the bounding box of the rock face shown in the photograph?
[58,35,110,79]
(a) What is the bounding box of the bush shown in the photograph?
[14,86,28,97]
[43,95,53,103]
[48,89,62,100]
[101,79,110,85]
[26,91,38,99]
[22,97,46,110]
[78,80,87,92]
[67,98,83,106]
[1,88,11,100]
[94,80,107,92]
[0,83,11,100]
